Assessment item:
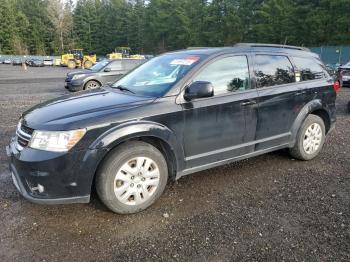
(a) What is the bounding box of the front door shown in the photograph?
[101,60,124,83]
[180,55,259,169]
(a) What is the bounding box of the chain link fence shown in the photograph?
[310,46,350,65]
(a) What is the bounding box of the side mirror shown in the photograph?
[184,81,214,101]
[104,67,111,72]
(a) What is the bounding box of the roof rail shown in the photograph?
[234,43,310,51]
[186,47,213,50]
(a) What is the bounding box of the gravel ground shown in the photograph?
[0,64,349,261]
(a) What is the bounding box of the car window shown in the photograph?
[90,60,109,71]
[112,53,206,97]
[255,55,295,88]
[193,56,251,96]
[292,56,328,81]
[109,61,123,71]
[122,60,144,70]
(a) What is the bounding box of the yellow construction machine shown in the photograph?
[61,49,96,69]
[107,47,145,60]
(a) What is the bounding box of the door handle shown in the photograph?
[240,100,257,106]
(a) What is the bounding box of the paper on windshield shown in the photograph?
[170,56,200,66]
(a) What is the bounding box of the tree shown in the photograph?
[47,0,74,54]
[0,0,16,54]
[2,0,350,56]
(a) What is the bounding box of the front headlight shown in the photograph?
[29,129,86,152]
[72,74,86,80]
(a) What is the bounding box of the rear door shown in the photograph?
[253,54,299,150]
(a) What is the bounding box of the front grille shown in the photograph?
[15,121,33,151]
[17,135,29,147]
[20,124,33,135]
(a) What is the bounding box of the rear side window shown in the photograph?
[122,60,143,71]
[255,55,295,88]
[109,61,123,71]
[292,57,327,81]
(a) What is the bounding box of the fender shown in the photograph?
[289,99,331,147]
[89,120,185,173]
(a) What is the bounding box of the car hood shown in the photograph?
[22,88,156,130]
[67,69,95,78]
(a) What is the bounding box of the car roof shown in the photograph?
[167,43,319,59]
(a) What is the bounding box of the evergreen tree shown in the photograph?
[1,0,350,56]
[0,0,17,54]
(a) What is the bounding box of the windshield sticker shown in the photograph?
[170,56,200,66]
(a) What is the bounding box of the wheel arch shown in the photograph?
[89,121,185,181]
[84,79,102,90]
[290,99,332,147]
[310,108,331,134]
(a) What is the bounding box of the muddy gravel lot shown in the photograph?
[0,64,349,261]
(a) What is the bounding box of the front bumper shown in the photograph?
[9,162,90,204]
[5,137,102,205]
[65,78,84,92]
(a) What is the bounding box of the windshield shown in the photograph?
[345,61,350,67]
[90,60,109,71]
[111,53,205,97]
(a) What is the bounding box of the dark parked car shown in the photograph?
[7,44,338,214]
[65,59,145,91]
[338,61,350,87]
[26,58,44,67]
[12,58,22,66]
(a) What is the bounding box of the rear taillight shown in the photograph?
[333,80,340,94]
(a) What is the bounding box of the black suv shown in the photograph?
[65,59,145,91]
[7,44,338,214]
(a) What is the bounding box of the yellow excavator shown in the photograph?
[61,49,96,69]
[107,47,145,60]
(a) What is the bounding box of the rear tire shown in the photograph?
[84,80,101,90]
[96,141,168,214]
[289,114,326,161]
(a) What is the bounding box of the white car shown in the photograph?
[43,59,54,66]
[3,59,12,64]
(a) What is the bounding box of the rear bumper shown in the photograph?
[342,79,350,88]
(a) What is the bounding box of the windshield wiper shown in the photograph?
[114,85,136,94]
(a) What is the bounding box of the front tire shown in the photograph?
[67,60,76,69]
[96,141,168,214]
[289,114,326,161]
[84,60,93,69]
[84,80,101,90]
